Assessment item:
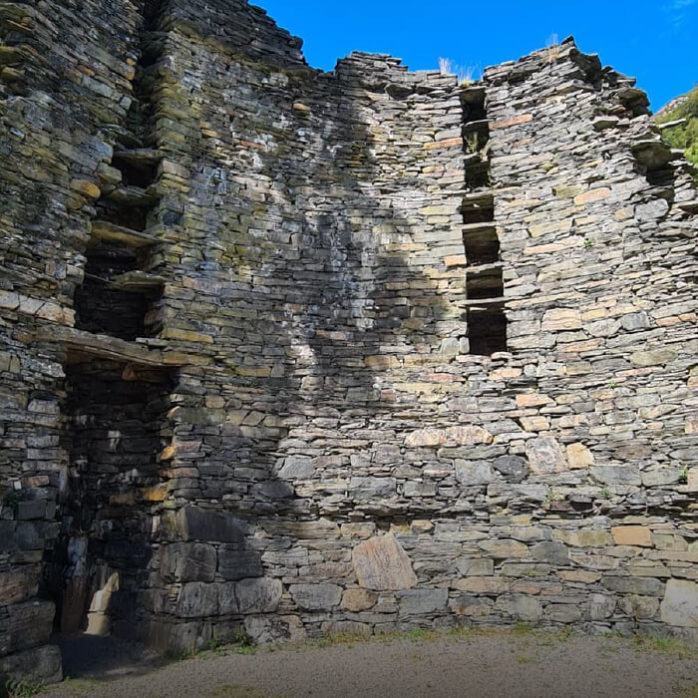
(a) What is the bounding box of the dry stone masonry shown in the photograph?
[1,0,697,684]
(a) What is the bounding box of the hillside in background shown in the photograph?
[656,87,698,169]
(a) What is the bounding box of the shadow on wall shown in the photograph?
[135,51,458,647]
[40,11,459,649]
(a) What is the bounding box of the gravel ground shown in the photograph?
[42,630,698,698]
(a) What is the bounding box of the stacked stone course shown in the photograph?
[0,0,697,684]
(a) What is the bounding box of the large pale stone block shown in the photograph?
[404,429,446,448]
[525,437,568,475]
[352,534,418,591]
[542,308,582,331]
[660,579,698,627]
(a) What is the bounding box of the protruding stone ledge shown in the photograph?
[113,148,163,165]
[462,118,490,133]
[678,200,698,213]
[105,184,160,207]
[89,220,160,248]
[36,326,203,367]
[110,271,166,292]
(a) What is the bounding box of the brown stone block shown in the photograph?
[142,483,169,502]
[448,425,493,446]
[490,114,533,130]
[611,526,653,547]
[519,415,549,432]
[573,187,611,205]
[109,493,135,506]
[423,137,463,150]
[69,178,100,199]
[490,367,522,380]
[341,588,378,612]
[444,254,466,267]
[161,328,214,344]
[365,355,399,370]
[158,444,176,461]
[566,443,594,469]
[516,393,552,408]
[523,241,569,255]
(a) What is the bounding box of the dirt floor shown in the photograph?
[41,629,698,698]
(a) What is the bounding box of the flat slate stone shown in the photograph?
[495,594,543,621]
[289,583,343,611]
[176,506,246,544]
[397,588,448,616]
[218,548,263,581]
[236,578,282,614]
[161,543,217,583]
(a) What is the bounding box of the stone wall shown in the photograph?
[0,0,697,682]
[0,0,146,682]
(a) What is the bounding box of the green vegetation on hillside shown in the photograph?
[657,87,698,168]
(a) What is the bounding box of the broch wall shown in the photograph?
[1,0,697,683]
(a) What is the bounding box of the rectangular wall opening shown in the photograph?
[463,222,500,265]
[74,244,163,341]
[460,84,507,355]
[111,154,159,190]
[467,305,508,355]
[466,266,503,299]
[47,354,176,638]
[96,199,151,233]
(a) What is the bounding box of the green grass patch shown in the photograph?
[4,677,46,698]
[657,87,698,171]
[635,633,694,660]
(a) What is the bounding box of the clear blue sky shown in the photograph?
[257,0,696,110]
